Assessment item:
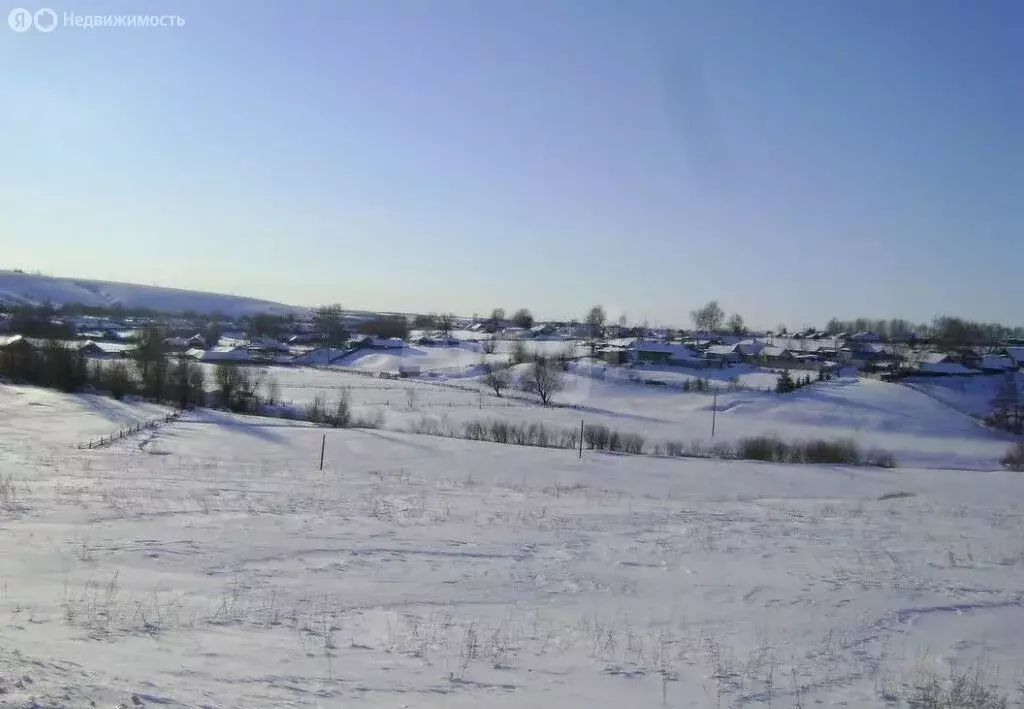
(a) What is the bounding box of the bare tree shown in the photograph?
[727,313,746,336]
[438,312,457,336]
[511,308,534,329]
[481,361,512,397]
[585,305,607,356]
[413,313,438,330]
[521,356,565,405]
[489,308,506,332]
[313,304,347,347]
[690,301,724,333]
[480,338,498,355]
[169,357,205,410]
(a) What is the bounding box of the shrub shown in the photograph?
[328,389,353,428]
[621,433,645,455]
[664,440,685,457]
[608,429,622,452]
[557,429,580,449]
[1001,441,1024,471]
[353,410,385,429]
[528,422,550,447]
[708,441,735,459]
[408,415,443,436]
[799,438,861,465]
[906,660,1008,709]
[584,424,610,450]
[867,448,899,468]
[682,378,712,393]
[90,360,137,400]
[306,396,326,424]
[215,363,261,413]
[509,340,532,365]
[480,338,498,355]
[489,420,510,444]
[464,420,488,441]
[738,436,792,463]
[510,422,531,445]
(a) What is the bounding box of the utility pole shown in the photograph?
[711,393,717,438]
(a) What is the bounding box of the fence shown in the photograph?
[75,411,181,450]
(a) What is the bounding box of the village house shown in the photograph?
[703,344,742,366]
[912,352,978,376]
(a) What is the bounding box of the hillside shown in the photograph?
[0,270,306,318]
[1,384,1023,706]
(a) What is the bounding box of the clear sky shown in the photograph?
[2,0,1021,328]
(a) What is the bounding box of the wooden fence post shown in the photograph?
[319,433,326,471]
[579,420,584,459]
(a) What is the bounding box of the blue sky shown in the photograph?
[1,0,1021,328]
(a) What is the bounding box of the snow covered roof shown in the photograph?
[761,346,790,358]
[371,337,405,349]
[735,339,767,356]
[187,346,252,362]
[849,331,882,341]
[917,361,976,375]
[916,352,952,365]
[631,341,698,360]
[705,344,740,356]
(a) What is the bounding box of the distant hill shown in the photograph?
[0,271,307,319]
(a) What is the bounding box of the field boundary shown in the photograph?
[75,411,182,450]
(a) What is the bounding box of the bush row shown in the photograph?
[655,435,897,467]
[401,416,897,468]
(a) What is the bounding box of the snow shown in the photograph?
[2,383,1024,707]
[0,270,305,318]
[980,355,1017,371]
[904,372,1024,419]
[917,362,978,376]
[192,361,1016,472]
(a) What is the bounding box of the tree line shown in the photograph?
[0,326,282,414]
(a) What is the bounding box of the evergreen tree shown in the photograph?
[776,370,796,394]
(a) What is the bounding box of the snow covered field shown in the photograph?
[218,360,1017,471]
[903,373,1024,420]
[1,383,1023,707]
